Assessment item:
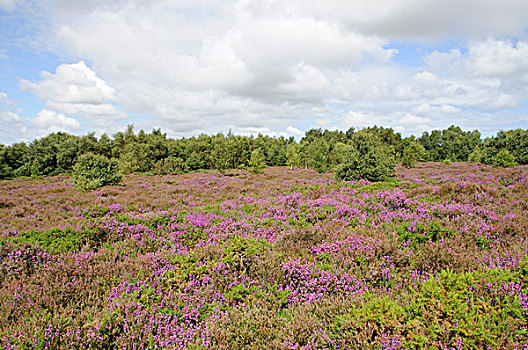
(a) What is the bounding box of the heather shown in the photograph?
[1,163,528,349]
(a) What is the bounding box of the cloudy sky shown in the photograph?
[1,0,528,144]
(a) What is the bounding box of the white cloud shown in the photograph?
[412,103,432,115]
[286,125,303,136]
[343,111,382,127]
[32,109,81,135]
[20,61,126,126]
[20,61,117,103]
[440,104,461,114]
[413,71,437,84]
[0,110,21,123]
[0,92,27,143]
[465,39,528,78]
[399,113,431,125]
[270,0,528,40]
[2,0,528,142]
[0,92,11,105]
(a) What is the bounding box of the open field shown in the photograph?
[1,163,528,349]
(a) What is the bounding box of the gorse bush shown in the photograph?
[72,153,122,191]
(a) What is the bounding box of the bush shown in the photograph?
[249,148,267,174]
[335,133,395,182]
[401,141,428,168]
[468,146,483,163]
[72,153,122,191]
[493,149,518,167]
[153,156,187,175]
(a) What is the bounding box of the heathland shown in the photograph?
[1,163,527,349]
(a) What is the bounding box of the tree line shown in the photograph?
[0,125,526,182]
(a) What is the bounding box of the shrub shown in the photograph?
[153,156,187,175]
[401,141,428,168]
[72,153,122,191]
[493,149,518,167]
[335,133,395,182]
[249,148,267,174]
[468,146,483,163]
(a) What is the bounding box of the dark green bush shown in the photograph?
[72,153,122,191]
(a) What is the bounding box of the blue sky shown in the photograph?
[1,0,528,144]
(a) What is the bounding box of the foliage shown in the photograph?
[468,145,483,163]
[335,132,395,182]
[493,149,518,167]
[0,145,12,179]
[0,125,527,179]
[419,125,481,162]
[401,140,428,168]
[153,156,187,175]
[286,143,301,169]
[72,153,122,191]
[249,148,267,174]
[483,129,528,165]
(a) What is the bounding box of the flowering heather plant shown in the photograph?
[1,163,528,349]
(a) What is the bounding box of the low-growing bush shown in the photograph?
[72,153,122,191]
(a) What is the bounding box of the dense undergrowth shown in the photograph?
[1,163,528,349]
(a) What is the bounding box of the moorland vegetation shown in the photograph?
[0,164,527,348]
[1,125,528,349]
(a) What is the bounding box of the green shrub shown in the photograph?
[401,141,428,168]
[72,153,122,191]
[335,133,395,182]
[153,156,187,175]
[468,146,483,163]
[493,149,518,167]
[249,148,267,174]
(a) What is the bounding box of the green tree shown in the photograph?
[401,141,428,168]
[72,153,122,191]
[468,146,483,163]
[0,145,12,179]
[249,148,267,174]
[335,133,395,182]
[286,143,301,170]
[493,149,518,167]
[153,156,187,175]
[118,142,151,174]
[4,142,29,176]
[482,129,528,165]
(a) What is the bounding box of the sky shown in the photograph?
[1,0,528,144]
